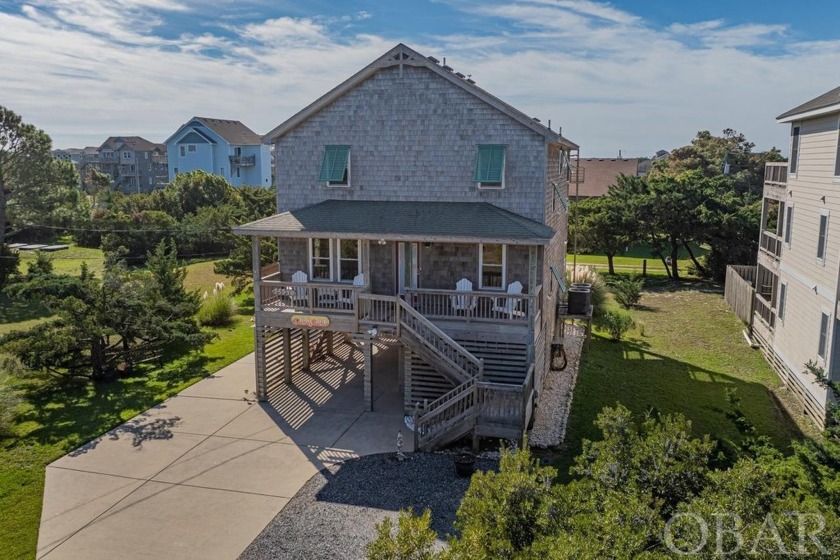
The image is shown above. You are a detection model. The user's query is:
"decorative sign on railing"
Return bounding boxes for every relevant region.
[291,315,331,328]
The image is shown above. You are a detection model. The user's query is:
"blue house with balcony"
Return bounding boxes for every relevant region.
[164,117,271,187]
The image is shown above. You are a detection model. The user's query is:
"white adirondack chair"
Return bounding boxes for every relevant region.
[291,270,309,305]
[338,273,366,307]
[492,281,525,318]
[450,278,477,313]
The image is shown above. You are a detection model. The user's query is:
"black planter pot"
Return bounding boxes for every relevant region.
[454,452,476,477]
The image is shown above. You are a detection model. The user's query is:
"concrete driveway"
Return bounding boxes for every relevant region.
[37,341,410,559]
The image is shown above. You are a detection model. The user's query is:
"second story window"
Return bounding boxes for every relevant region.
[818,312,830,360]
[790,125,801,175]
[180,146,186,157]
[122,151,130,159]
[474,145,506,189]
[835,123,840,177]
[817,212,829,263]
[319,145,350,187]
[783,204,794,245]
[188,145,196,153]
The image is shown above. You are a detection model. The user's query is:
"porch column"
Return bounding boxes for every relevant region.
[363,334,373,411]
[283,328,292,384]
[363,240,371,283]
[302,330,311,371]
[526,246,539,364]
[251,236,264,399]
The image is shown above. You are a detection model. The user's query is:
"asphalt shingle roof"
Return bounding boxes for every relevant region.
[777,85,840,120]
[234,200,555,245]
[195,117,262,145]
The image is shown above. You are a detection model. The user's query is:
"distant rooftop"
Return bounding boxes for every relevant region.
[193,117,262,145]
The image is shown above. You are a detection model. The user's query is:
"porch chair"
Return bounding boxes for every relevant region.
[338,273,366,308]
[290,270,309,306]
[450,278,477,313]
[491,281,525,319]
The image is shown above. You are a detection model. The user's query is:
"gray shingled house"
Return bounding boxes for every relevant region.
[235,44,577,450]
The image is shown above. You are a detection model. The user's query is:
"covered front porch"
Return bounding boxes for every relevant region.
[236,199,552,336]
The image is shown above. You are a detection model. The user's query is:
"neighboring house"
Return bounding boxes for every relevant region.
[52,148,85,165]
[164,117,271,187]
[747,85,840,426]
[234,44,578,450]
[570,157,640,199]
[96,136,168,193]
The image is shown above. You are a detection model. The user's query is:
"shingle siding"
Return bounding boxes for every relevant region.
[275,65,547,222]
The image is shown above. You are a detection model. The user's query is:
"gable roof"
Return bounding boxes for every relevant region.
[233,200,556,245]
[263,43,578,150]
[97,136,160,152]
[165,117,262,145]
[777,85,840,122]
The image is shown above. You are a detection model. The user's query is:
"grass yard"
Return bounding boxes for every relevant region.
[0,249,255,559]
[556,281,813,479]
[573,242,707,276]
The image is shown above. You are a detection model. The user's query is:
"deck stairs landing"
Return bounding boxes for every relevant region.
[358,294,484,450]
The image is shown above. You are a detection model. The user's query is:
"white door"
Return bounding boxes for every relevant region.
[397,242,419,295]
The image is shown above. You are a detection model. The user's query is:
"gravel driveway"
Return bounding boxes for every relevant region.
[239,452,498,560]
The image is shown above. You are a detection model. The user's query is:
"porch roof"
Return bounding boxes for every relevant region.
[233,200,555,245]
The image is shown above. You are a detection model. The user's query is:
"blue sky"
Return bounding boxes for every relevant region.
[2,0,839,156]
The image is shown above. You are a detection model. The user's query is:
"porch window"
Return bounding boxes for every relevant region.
[319,145,350,186]
[338,239,360,282]
[474,145,505,188]
[479,243,506,289]
[310,238,332,280]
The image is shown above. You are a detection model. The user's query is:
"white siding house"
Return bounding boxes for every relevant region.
[752,86,840,424]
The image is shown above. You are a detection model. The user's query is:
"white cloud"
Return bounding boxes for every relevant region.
[0,0,836,156]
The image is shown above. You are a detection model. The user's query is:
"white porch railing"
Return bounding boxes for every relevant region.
[404,286,539,324]
[259,280,368,313]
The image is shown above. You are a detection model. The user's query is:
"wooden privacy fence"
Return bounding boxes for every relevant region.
[725,265,756,326]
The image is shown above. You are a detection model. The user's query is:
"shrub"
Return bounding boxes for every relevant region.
[367,509,437,560]
[0,244,20,290]
[611,276,643,309]
[599,310,635,341]
[0,358,24,437]
[197,292,236,326]
[566,265,607,317]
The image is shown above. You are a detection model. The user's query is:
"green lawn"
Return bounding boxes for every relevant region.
[0,251,255,559]
[572,242,708,275]
[556,281,813,479]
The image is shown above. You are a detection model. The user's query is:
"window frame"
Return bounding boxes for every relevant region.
[337,239,362,283]
[187,144,197,153]
[817,210,829,265]
[777,281,787,322]
[474,145,506,189]
[478,243,507,290]
[179,145,186,158]
[783,203,794,246]
[308,238,334,282]
[319,145,351,187]
[834,115,840,180]
[818,311,831,361]
[790,124,801,175]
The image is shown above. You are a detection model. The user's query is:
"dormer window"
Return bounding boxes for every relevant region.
[474,145,505,189]
[319,145,350,187]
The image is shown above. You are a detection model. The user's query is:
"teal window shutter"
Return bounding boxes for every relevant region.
[319,146,350,182]
[474,145,505,183]
[551,265,566,293]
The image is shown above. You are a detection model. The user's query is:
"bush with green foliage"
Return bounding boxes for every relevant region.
[197,292,237,327]
[566,265,607,317]
[367,509,437,560]
[0,244,20,289]
[0,241,211,380]
[598,310,635,341]
[611,275,643,309]
[0,359,23,437]
[367,405,840,558]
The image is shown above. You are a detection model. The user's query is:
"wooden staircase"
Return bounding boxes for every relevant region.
[357,294,485,450]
